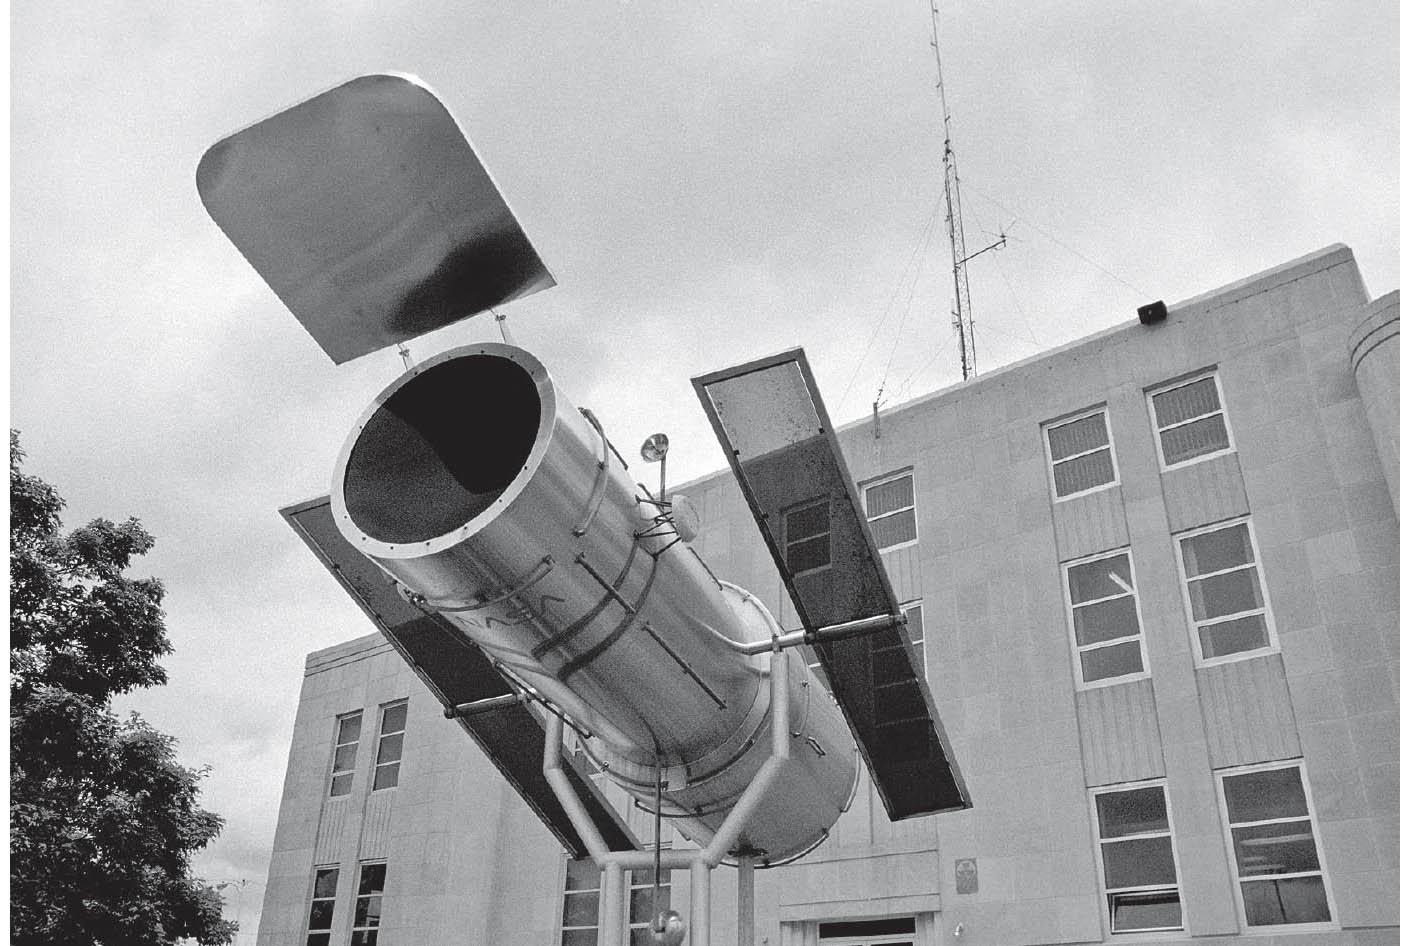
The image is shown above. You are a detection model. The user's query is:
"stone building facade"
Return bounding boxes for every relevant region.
[257,245,1399,946]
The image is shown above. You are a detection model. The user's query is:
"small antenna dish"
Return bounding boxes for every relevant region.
[640,433,670,502]
[640,433,670,463]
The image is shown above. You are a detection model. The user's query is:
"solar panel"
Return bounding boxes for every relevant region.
[693,349,970,819]
[197,74,554,364]
[281,496,638,858]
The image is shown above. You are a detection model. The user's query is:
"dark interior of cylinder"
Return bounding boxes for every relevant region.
[342,354,542,544]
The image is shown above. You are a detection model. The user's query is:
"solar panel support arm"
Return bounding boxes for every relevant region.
[730,613,906,657]
[443,693,530,719]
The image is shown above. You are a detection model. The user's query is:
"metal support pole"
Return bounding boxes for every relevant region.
[493,307,515,345]
[702,648,789,865]
[601,861,626,946]
[690,860,712,946]
[737,855,755,946]
[541,650,802,946]
[542,715,610,858]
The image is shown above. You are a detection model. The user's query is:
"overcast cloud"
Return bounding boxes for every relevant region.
[11,1,1398,939]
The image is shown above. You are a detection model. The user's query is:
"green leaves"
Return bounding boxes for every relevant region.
[10,432,235,946]
[11,434,171,704]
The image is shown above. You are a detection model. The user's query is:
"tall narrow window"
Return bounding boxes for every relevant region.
[372,701,407,791]
[1064,550,1146,686]
[351,863,387,946]
[1219,763,1333,927]
[864,471,917,551]
[784,499,831,575]
[305,867,338,946]
[561,857,600,946]
[901,602,924,674]
[329,712,361,797]
[1176,518,1275,662]
[1045,409,1117,499]
[1093,783,1182,934]
[1149,372,1233,468]
[627,864,674,946]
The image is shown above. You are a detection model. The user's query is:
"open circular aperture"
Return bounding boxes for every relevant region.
[342,354,542,545]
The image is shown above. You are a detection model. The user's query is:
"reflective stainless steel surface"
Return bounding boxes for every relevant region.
[197,73,554,363]
[330,344,857,862]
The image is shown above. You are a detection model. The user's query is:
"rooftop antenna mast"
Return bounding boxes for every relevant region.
[930,2,1003,381]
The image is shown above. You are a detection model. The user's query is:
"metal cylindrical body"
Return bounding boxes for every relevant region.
[331,343,856,862]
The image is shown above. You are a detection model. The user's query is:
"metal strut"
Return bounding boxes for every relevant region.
[486,660,594,742]
[558,552,661,684]
[573,553,727,709]
[724,611,907,657]
[651,766,665,937]
[540,648,795,946]
[443,693,528,719]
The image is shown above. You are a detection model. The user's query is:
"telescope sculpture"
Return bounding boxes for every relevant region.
[199,73,967,946]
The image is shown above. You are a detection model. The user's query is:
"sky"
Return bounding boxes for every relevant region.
[10,1,1398,940]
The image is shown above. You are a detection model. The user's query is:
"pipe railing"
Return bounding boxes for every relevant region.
[541,650,797,946]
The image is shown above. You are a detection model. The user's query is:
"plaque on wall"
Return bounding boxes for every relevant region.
[955,858,979,894]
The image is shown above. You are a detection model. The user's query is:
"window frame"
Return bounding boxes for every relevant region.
[783,497,833,577]
[559,857,601,946]
[900,600,925,678]
[1173,516,1279,668]
[558,855,676,946]
[862,469,919,552]
[1214,760,1338,932]
[1062,548,1150,690]
[625,856,674,945]
[350,861,387,946]
[1146,370,1236,471]
[1089,779,1185,936]
[305,866,339,946]
[1043,405,1120,502]
[328,711,362,798]
[371,700,408,792]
